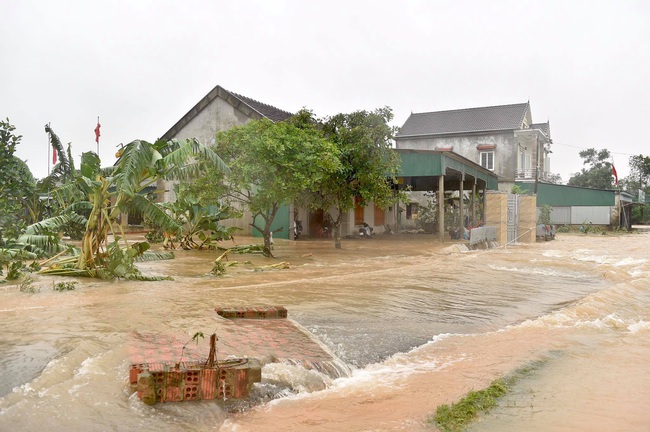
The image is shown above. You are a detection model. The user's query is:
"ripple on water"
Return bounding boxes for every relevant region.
[0,342,59,397]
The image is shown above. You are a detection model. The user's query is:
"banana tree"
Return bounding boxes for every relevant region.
[159,192,241,250]
[44,138,229,278]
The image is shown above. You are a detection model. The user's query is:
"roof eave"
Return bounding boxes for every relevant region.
[396,128,517,140]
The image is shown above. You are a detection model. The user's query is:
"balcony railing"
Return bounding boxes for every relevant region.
[515,169,551,182]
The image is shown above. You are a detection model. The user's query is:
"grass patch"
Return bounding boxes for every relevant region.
[430,358,548,432]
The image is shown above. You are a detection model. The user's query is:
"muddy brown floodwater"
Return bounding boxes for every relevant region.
[0,232,649,431]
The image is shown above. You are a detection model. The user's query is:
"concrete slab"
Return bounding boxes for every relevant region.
[128,313,348,380]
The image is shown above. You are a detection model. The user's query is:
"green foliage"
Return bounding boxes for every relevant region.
[538,204,552,225]
[511,184,528,194]
[568,148,617,189]
[580,222,605,235]
[5,261,24,280]
[308,107,404,248]
[631,204,650,225]
[557,225,572,233]
[628,154,650,188]
[433,379,508,432]
[545,172,563,184]
[216,114,340,256]
[19,276,38,293]
[42,124,77,189]
[144,226,165,243]
[0,119,36,243]
[134,251,175,262]
[156,188,241,250]
[431,358,548,432]
[40,137,229,279]
[53,281,77,291]
[416,197,437,232]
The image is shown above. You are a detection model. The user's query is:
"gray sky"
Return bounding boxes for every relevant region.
[2,0,648,182]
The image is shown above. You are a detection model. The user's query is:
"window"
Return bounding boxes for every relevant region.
[480,151,494,170]
[519,149,531,171]
[406,203,418,220]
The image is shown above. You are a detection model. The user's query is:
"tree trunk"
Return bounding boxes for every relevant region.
[333,211,343,249]
[262,217,274,258]
[263,231,272,257]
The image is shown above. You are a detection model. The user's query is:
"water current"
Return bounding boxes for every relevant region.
[0,231,648,431]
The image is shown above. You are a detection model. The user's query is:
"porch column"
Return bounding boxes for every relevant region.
[438,174,445,243]
[471,180,477,227]
[482,185,487,223]
[458,172,465,238]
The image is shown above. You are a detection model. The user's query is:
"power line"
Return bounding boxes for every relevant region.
[552,141,638,157]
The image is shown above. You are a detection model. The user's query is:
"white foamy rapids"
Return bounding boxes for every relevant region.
[263,333,463,405]
[516,309,648,333]
[488,264,589,279]
[262,363,333,393]
[570,249,648,267]
[628,320,650,334]
[542,250,565,258]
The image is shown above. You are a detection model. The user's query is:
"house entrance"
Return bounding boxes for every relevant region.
[308,209,331,238]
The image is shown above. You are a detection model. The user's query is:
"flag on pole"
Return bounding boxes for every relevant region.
[52,145,57,164]
[94,120,101,144]
[612,164,618,186]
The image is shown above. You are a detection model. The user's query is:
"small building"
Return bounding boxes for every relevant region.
[158,85,294,236]
[515,182,634,230]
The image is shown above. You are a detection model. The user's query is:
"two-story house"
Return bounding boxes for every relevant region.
[395,102,552,192]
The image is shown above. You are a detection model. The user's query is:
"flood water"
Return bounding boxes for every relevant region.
[0,231,648,431]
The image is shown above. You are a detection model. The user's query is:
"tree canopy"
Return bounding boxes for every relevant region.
[628,154,650,189]
[306,107,402,248]
[215,116,341,256]
[567,148,617,189]
[0,119,36,243]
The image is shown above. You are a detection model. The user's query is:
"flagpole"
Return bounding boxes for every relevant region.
[47,122,51,176]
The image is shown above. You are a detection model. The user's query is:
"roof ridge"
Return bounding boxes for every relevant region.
[229,90,294,119]
[411,102,529,116]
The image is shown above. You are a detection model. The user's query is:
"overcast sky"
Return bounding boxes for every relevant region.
[2,0,648,183]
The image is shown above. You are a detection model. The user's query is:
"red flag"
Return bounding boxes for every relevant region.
[52,146,57,164]
[94,122,101,144]
[612,165,618,186]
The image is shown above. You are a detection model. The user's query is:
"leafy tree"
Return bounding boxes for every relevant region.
[308,107,403,249]
[215,116,340,257]
[623,154,650,224]
[567,148,617,189]
[0,119,36,244]
[628,154,650,189]
[545,172,562,184]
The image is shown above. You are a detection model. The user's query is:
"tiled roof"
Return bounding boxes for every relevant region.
[161,85,293,140]
[397,102,530,137]
[231,92,293,122]
[530,122,551,139]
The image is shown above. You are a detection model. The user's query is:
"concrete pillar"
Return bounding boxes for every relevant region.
[485,192,508,245]
[518,195,537,243]
[482,186,487,223]
[459,173,465,237]
[438,175,445,243]
[471,182,477,226]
